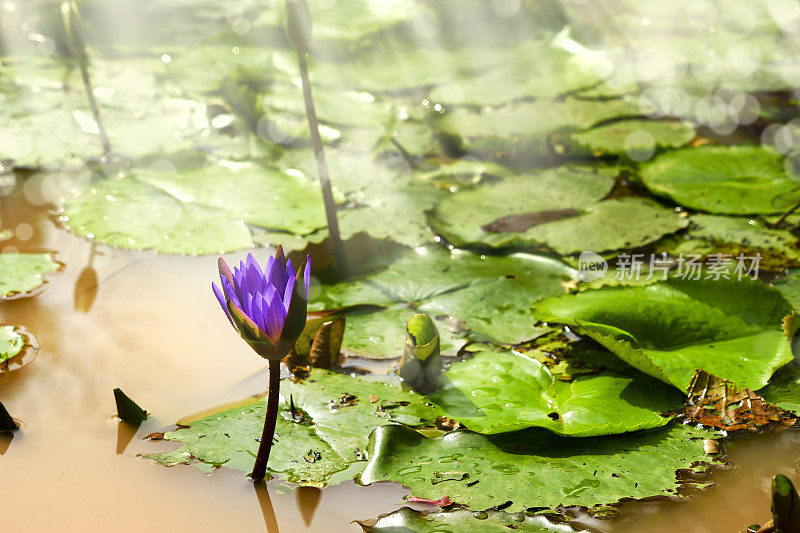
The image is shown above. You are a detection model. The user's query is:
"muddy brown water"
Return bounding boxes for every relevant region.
[2,186,799,532]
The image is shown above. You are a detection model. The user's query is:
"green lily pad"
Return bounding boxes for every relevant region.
[430,166,687,254]
[149,369,442,484]
[0,56,212,167]
[59,174,254,255]
[0,325,39,371]
[434,98,643,162]
[534,278,797,390]
[427,350,678,436]
[567,119,696,158]
[774,269,800,311]
[657,214,800,269]
[413,159,511,190]
[759,364,800,414]
[0,252,60,298]
[312,246,576,357]
[429,40,601,105]
[0,326,25,363]
[58,156,336,254]
[278,148,442,248]
[639,146,800,215]
[358,423,715,512]
[357,507,576,532]
[255,0,421,43]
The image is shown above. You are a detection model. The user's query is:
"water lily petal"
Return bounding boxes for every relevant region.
[304,254,311,299]
[268,250,287,295]
[283,273,296,312]
[218,258,235,287]
[264,289,287,341]
[284,258,296,289]
[220,276,239,306]
[281,264,309,352]
[211,282,233,327]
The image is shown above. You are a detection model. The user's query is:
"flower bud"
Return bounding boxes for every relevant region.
[285,0,312,54]
[399,314,442,393]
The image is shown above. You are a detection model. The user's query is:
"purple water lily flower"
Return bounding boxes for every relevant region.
[212,247,311,479]
[212,246,310,361]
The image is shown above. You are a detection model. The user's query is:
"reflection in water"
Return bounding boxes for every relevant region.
[296,486,322,527]
[255,481,280,533]
[73,243,98,313]
[115,419,141,455]
[0,431,14,455]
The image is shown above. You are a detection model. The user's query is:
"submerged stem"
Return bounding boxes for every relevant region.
[296,51,348,277]
[251,359,281,480]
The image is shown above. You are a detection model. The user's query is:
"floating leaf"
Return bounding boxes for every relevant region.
[427,350,678,436]
[566,119,695,157]
[256,0,421,43]
[759,364,800,414]
[312,246,576,358]
[658,214,800,270]
[429,40,601,105]
[279,148,442,248]
[149,369,443,484]
[0,252,60,299]
[59,158,333,254]
[639,146,800,215]
[534,278,796,390]
[357,507,575,533]
[679,370,795,431]
[430,167,687,254]
[0,325,39,372]
[434,98,643,162]
[60,175,254,254]
[0,57,213,167]
[413,159,511,190]
[0,326,25,363]
[358,423,715,512]
[773,269,800,311]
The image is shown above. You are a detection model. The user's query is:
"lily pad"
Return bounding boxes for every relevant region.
[427,350,678,436]
[0,325,39,371]
[149,369,442,484]
[0,326,25,363]
[759,364,800,414]
[638,146,800,215]
[357,507,576,532]
[0,252,60,298]
[658,214,800,269]
[255,0,421,43]
[0,56,212,167]
[566,119,696,158]
[312,246,576,357]
[358,423,715,513]
[428,40,601,105]
[59,174,254,255]
[434,98,643,162]
[412,159,511,190]
[534,278,797,390]
[59,157,335,254]
[279,148,442,248]
[430,167,688,254]
[774,269,800,311]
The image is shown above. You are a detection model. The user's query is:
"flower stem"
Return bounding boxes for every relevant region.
[251,359,281,480]
[296,51,348,278]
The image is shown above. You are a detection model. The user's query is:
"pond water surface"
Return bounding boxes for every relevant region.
[2,184,799,532]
